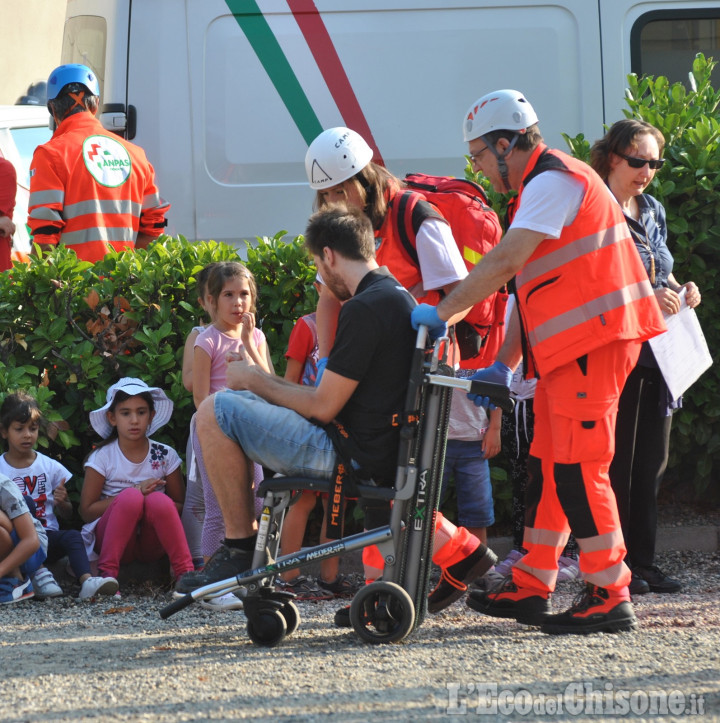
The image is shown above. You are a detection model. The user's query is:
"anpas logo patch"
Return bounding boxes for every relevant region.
[83,135,132,187]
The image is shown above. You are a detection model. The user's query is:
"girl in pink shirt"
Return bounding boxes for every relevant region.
[192,262,273,573]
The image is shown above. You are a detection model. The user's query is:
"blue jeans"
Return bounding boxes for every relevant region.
[46,529,91,579]
[214,390,338,479]
[441,439,495,528]
[10,530,47,578]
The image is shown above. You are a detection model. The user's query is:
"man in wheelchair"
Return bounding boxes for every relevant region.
[175,204,496,614]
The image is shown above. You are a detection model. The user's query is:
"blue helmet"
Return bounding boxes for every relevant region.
[46,64,100,101]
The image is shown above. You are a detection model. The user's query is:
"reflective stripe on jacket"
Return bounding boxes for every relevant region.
[28,113,169,263]
[511,145,665,377]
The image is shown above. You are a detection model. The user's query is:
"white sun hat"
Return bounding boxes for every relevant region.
[89,377,174,439]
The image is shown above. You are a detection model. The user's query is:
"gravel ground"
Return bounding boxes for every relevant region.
[0,549,718,722]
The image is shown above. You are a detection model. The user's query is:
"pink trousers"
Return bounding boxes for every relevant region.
[95,487,194,578]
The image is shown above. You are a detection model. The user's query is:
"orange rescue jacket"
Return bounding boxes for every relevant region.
[28,113,169,263]
[375,185,443,306]
[510,145,665,377]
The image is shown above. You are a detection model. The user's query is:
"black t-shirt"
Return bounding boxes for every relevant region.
[326,267,416,482]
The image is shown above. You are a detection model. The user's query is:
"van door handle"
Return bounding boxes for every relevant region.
[99,104,137,140]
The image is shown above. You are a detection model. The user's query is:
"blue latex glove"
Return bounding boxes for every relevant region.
[315,356,328,386]
[467,361,513,410]
[410,303,447,340]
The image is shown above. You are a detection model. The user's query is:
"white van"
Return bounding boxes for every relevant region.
[0,105,52,256]
[60,0,720,245]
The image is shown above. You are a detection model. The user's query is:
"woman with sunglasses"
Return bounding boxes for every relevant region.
[590,119,701,596]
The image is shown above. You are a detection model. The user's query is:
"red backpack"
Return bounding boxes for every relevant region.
[390,172,508,368]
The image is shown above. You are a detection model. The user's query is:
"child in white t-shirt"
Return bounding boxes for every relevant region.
[80,378,193,591]
[0,470,47,603]
[0,392,117,600]
[441,369,501,545]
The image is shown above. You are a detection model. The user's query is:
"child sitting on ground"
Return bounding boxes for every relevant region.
[0,392,118,600]
[80,378,194,591]
[0,468,47,604]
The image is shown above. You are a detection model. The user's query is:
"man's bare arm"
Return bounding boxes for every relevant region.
[226,361,357,424]
[437,227,546,322]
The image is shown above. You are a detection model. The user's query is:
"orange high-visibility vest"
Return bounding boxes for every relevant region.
[511,145,665,377]
[28,113,169,263]
[375,185,443,306]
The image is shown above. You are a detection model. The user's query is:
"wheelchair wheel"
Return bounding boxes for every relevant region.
[246,608,288,647]
[349,581,415,644]
[279,600,301,636]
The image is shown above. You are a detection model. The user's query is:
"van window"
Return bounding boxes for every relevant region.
[631,11,720,87]
[61,16,107,102]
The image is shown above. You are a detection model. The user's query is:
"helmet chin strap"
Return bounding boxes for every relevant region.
[482,133,520,192]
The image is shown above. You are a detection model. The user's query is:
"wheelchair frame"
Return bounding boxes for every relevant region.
[160,326,513,646]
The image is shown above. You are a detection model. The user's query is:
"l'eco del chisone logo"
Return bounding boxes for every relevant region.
[83,135,132,187]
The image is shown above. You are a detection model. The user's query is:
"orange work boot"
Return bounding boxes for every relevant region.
[540,583,637,635]
[467,578,551,625]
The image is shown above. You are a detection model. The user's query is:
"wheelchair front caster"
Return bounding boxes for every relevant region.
[246,608,288,647]
[279,600,301,636]
[349,581,415,644]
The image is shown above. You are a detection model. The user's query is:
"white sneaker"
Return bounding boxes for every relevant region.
[494,549,525,577]
[31,568,63,599]
[199,592,244,611]
[79,576,119,600]
[557,555,580,582]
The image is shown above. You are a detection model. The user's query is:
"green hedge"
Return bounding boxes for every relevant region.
[0,233,317,501]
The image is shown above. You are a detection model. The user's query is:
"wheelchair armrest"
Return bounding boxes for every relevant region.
[257,477,331,496]
[257,476,396,501]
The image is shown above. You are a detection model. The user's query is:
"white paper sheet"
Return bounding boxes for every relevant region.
[648,288,713,400]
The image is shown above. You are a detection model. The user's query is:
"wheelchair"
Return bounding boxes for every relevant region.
[160,326,513,646]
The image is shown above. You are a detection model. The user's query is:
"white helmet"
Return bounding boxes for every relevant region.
[462,89,538,142]
[305,127,374,190]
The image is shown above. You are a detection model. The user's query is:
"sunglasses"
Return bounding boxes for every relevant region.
[619,153,666,170]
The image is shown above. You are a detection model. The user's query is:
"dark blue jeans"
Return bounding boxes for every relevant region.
[45,529,91,579]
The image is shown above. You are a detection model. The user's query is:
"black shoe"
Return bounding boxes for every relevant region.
[318,573,363,598]
[175,544,253,594]
[633,565,682,593]
[467,578,552,625]
[629,570,650,596]
[334,605,351,628]
[540,583,637,635]
[428,543,497,614]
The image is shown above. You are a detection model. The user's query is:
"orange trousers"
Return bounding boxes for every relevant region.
[513,340,641,594]
[362,512,478,581]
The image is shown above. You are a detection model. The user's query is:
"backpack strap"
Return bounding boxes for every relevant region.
[391,190,444,268]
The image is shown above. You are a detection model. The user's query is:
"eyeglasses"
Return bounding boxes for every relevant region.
[619,153,666,170]
[468,146,490,162]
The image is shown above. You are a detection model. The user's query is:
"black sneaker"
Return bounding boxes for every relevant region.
[633,565,682,593]
[318,574,363,598]
[334,605,351,628]
[467,578,552,625]
[540,583,637,635]
[276,575,333,601]
[175,544,253,594]
[629,570,650,596]
[428,543,497,613]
